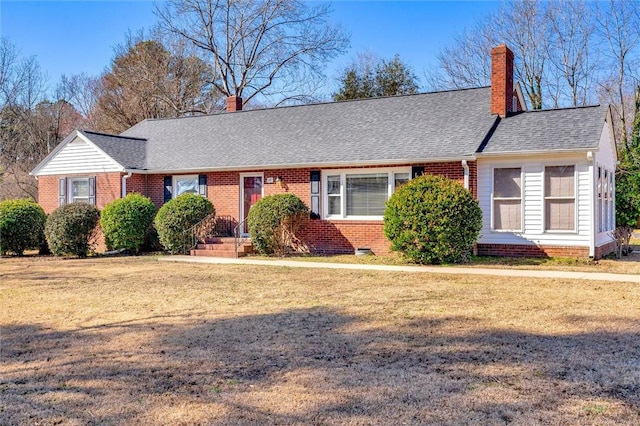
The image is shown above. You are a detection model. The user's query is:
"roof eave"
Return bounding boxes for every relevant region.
[127,156,478,175]
[476,147,599,158]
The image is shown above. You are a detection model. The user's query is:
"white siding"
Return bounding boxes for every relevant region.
[36,136,124,176]
[594,122,617,247]
[478,153,591,247]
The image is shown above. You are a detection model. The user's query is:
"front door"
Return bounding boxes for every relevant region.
[240,173,263,234]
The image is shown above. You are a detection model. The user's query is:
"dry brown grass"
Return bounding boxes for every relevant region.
[1,256,640,425]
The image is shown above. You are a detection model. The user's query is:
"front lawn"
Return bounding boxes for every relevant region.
[1,257,639,424]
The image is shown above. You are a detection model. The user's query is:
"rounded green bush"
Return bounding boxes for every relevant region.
[383,175,482,264]
[247,193,309,255]
[45,203,101,258]
[154,193,215,254]
[0,199,46,256]
[100,194,156,254]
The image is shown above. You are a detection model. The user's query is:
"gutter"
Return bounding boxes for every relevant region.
[122,171,133,197]
[461,160,470,190]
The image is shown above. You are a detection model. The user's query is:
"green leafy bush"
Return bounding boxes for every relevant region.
[100,194,156,254]
[384,175,482,264]
[45,203,101,258]
[247,194,309,255]
[0,199,46,256]
[154,194,214,254]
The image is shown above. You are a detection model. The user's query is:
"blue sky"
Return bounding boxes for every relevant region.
[1,1,500,94]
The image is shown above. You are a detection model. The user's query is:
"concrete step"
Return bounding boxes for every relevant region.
[190,248,247,258]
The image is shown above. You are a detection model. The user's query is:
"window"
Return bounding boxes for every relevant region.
[492,167,522,231]
[597,167,603,232]
[545,165,575,231]
[174,175,199,196]
[59,177,95,206]
[69,178,90,203]
[323,168,410,219]
[608,170,614,231]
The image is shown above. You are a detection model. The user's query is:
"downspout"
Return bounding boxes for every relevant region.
[461,160,470,190]
[587,151,595,258]
[122,171,132,198]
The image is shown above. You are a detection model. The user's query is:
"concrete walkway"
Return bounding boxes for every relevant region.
[159,255,640,283]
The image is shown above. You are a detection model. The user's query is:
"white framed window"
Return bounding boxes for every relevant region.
[174,175,199,197]
[492,167,522,231]
[322,167,411,219]
[544,165,576,231]
[63,177,96,205]
[608,170,615,231]
[69,178,90,203]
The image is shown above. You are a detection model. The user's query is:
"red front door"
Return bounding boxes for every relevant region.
[242,175,263,233]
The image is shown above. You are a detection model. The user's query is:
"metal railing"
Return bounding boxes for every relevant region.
[233,218,250,258]
[184,214,237,254]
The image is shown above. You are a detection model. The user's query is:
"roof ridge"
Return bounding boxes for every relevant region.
[140,86,492,123]
[517,104,602,113]
[81,129,147,141]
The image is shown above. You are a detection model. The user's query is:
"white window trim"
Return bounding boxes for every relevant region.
[490,166,524,232]
[322,167,410,220]
[173,174,199,198]
[68,177,92,204]
[543,164,578,234]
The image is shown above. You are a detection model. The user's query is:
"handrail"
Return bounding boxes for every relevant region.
[183,212,217,254]
[233,218,249,258]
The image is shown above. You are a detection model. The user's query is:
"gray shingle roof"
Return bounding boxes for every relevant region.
[80,130,147,169]
[120,87,496,171]
[75,89,608,173]
[480,105,608,154]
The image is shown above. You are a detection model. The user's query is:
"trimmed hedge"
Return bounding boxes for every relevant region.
[384,175,482,264]
[247,193,309,255]
[0,199,46,256]
[154,194,215,254]
[100,194,156,254]
[45,203,101,258]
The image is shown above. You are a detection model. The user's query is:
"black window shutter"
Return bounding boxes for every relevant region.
[198,174,207,197]
[164,176,172,203]
[310,170,321,219]
[58,177,67,206]
[88,177,96,205]
[411,166,425,179]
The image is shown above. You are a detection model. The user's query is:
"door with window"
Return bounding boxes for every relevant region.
[240,174,263,234]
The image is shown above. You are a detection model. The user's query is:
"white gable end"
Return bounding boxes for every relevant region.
[35,136,124,176]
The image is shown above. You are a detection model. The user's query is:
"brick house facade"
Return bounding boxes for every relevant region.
[32,45,617,259]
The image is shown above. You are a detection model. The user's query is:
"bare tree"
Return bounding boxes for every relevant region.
[93,33,218,134]
[596,0,640,150]
[430,20,497,90]
[155,0,349,106]
[546,0,596,108]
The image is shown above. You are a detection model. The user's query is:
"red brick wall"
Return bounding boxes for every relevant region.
[38,173,122,214]
[125,174,146,196]
[37,176,60,214]
[594,241,616,259]
[134,163,478,255]
[477,243,590,258]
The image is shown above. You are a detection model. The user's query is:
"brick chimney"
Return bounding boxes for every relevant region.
[226,95,243,112]
[490,44,514,117]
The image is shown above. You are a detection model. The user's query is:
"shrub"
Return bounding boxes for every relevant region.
[45,203,101,258]
[100,194,156,254]
[247,193,309,255]
[383,175,482,264]
[154,194,215,254]
[0,199,46,256]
